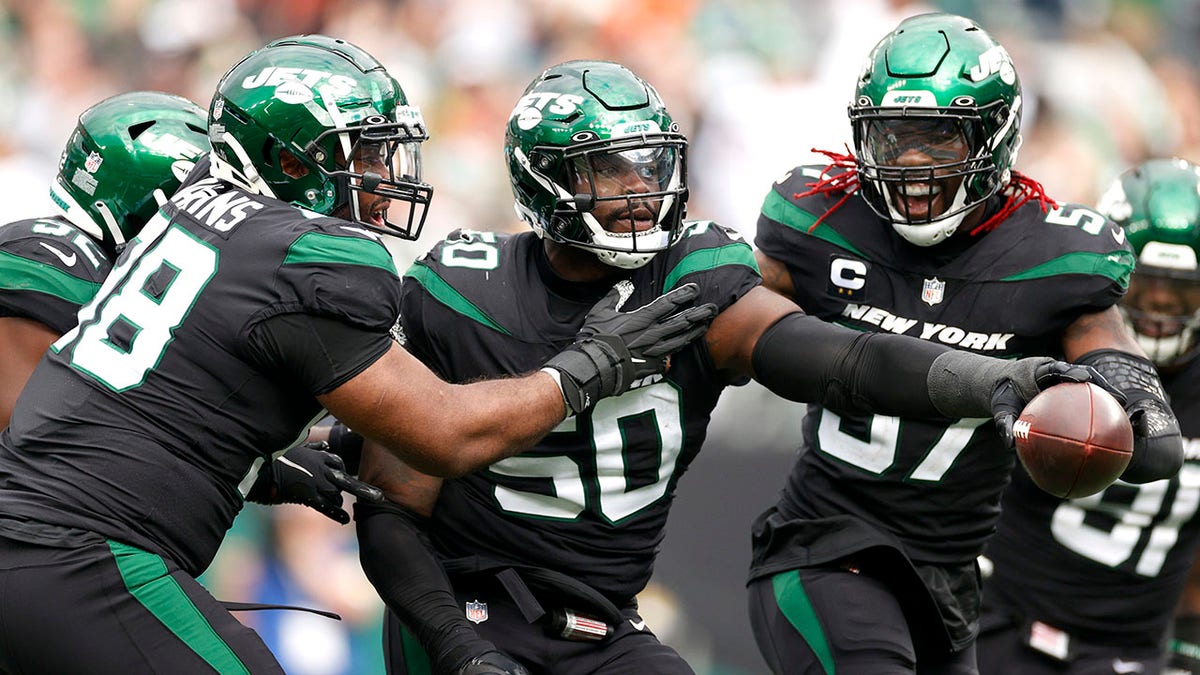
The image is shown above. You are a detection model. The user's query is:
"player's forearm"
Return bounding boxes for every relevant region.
[751,312,1036,418]
[355,500,497,673]
[399,373,566,477]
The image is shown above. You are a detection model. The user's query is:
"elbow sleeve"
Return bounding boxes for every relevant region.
[750,312,950,417]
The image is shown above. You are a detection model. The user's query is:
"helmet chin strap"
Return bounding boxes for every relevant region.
[93,201,126,249]
[211,131,277,199]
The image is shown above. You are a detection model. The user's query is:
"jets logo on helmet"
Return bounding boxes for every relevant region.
[849,13,1024,247]
[207,34,434,240]
[504,60,689,269]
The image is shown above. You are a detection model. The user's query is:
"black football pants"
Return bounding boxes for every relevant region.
[381,580,693,675]
[0,533,283,674]
[748,566,978,675]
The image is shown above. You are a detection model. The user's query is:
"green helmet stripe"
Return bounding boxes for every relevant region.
[1001,250,1135,287]
[664,242,758,292]
[761,189,868,258]
[404,262,511,335]
[0,249,102,305]
[283,231,398,275]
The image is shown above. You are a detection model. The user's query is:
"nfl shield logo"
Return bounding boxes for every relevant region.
[921,277,945,306]
[465,600,488,624]
[84,151,103,173]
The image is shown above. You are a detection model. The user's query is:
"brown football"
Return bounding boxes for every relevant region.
[1013,382,1134,499]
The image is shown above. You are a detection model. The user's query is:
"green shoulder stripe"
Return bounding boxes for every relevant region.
[283,231,398,276]
[405,262,511,335]
[761,189,866,258]
[0,249,101,305]
[664,242,758,291]
[1000,250,1135,287]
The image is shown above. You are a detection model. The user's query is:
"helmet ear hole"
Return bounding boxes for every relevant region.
[279,151,309,179]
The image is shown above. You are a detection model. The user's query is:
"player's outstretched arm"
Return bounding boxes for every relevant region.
[705,286,1113,433]
[320,283,716,477]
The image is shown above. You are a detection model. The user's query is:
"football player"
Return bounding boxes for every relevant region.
[978,158,1200,673]
[0,37,714,674]
[0,90,384,525]
[747,14,1184,674]
[350,59,1121,675]
[0,91,205,426]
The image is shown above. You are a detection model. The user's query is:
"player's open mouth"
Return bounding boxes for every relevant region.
[893,182,941,219]
[367,203,388,228]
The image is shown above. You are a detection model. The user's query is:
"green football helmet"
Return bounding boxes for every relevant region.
[1096,158,1200,367]
[850,13,1023,247]
[504,60,687,269]
[208,34,432,240]
[49,91,208,255]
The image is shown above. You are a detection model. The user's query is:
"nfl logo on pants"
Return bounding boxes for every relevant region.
[465,600,488,624]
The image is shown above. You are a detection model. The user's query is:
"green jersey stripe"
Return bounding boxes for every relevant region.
[0,249,101,305]
[1000,250,1135,287]
[773,570,836,675]
[283,231,398,275]
[664,242,759,291]
[406,262,512,335]
[107,540,251,675]
[761,189,867,258]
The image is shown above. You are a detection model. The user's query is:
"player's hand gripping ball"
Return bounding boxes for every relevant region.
[1013,382,1134,498]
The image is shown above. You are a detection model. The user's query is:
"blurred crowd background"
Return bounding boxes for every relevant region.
[2,0,1198,672]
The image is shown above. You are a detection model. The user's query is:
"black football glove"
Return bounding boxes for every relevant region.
[455,651,531,675]
[990,358,1126,450]
[247,442,384,523]
[544,281,718,414]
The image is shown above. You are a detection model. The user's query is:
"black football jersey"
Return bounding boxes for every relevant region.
[400,224,760,604]
[0,161,402,575]
[751,165,1134,568]
[0,217,110,332]
[984,357,1200,648]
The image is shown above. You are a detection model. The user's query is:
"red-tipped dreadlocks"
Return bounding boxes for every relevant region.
[796,146,1057,237]
[794,146,859,233]
[967,171,1057,236]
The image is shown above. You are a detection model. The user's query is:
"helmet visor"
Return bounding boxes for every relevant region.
[853,111,996,225]
[566,143,682,241]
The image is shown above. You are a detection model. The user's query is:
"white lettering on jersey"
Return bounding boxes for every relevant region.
[171,178,265,232]
[841,303,1013,351]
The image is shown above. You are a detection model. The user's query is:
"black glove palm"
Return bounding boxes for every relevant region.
[545,281,718,413]
[990,359,1126,450]
[455,651,531,675]
[247,443,384,523]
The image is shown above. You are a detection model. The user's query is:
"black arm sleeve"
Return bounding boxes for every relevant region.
[244,312,393,395]
[355,500,496,673]
[1076,349,1184,483]
[751,312,951,417]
